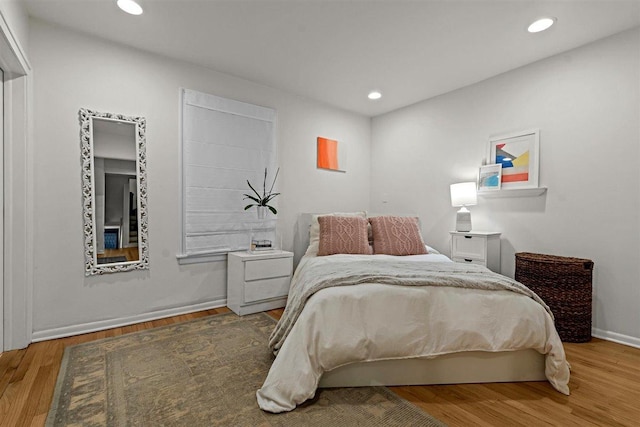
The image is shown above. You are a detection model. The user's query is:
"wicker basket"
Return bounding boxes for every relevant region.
[515,252,593,343]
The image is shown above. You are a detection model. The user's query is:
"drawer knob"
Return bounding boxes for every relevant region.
[464,235,472,239]
[464,258,473,262]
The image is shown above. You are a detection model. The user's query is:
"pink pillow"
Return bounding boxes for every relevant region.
[369,216,428,256]
[317,216,372,256]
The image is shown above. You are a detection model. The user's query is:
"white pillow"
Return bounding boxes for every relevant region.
[305,211,367,256]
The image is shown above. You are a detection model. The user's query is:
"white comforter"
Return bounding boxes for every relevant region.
[256,253,570,413]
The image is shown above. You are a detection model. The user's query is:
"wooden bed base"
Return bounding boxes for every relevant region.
[319,349,546,388]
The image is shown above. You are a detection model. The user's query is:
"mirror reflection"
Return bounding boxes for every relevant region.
[80,108,148,275]
[93,119,140,264]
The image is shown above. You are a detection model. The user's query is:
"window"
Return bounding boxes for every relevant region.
[178,89,277,263]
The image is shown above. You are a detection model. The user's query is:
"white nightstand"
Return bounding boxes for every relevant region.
[450,231,501,273]
[227,250,294,315]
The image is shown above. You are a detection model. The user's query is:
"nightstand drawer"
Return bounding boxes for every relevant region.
[452,257,486,266]
[245,257,292,281]
[450,231,501,274]
[244,276,291,303]
[452,235,486,260]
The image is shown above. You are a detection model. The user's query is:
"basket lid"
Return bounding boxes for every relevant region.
[516,252,593,268]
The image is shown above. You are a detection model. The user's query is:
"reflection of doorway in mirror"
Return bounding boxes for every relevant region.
[97,170,139,262]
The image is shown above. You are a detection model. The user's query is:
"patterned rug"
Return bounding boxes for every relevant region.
[46,313,445,426]
[97,256,128,264]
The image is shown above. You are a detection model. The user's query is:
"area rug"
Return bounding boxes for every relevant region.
[97,256,128,264]
[46,312,445,426]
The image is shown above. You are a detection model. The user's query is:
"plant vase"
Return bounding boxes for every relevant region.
[256,206,267,219]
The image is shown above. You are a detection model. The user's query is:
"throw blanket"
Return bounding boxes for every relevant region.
[269,256,552,353]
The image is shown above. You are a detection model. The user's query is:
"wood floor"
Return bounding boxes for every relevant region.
[1,307,638,427]
[97,246,139,262]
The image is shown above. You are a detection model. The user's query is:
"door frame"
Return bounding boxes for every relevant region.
[0,66,4,352]
[0,10,32,351]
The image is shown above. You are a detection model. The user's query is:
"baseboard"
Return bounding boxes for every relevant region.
[592,328,640,349]
[31,305,640,349]
[31,299,227,342]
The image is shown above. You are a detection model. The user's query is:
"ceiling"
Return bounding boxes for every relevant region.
[25,1,640,117]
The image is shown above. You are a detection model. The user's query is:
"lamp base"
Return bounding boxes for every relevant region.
[455,207,472,232]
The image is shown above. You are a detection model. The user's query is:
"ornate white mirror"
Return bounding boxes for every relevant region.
[80,108,149,275]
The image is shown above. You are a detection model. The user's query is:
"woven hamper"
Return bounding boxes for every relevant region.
[515,252,593,343]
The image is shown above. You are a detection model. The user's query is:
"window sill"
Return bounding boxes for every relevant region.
[176,252,228,265]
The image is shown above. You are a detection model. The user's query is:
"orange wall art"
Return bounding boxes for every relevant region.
[317,137,346,172]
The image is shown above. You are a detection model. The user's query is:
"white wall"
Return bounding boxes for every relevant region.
[371,29,640,346]
[29,20,370,337]
[93,121,137,160]
[0,0,29,59]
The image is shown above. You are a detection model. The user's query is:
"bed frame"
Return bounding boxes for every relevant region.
[319,350,546,388]
[294,213,548,388]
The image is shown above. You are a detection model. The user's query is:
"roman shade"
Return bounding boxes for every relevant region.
[179,89,277,263]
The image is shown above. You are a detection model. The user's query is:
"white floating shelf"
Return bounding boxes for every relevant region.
[478,187,547,198]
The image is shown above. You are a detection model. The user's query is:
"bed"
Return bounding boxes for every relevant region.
[256,213,570,413]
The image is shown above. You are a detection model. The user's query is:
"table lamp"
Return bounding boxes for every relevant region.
[450,182,477,232]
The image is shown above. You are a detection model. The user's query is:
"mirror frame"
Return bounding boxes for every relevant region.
[80,108,149,275]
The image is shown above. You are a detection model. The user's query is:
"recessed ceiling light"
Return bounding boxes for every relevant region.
[528,17,556,33]
[368,91,382,100]
[117,0,143,15]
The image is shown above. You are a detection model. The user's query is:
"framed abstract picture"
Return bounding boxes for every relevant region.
[488,129,539,189]
[478,164,502,192]
[317,136,347,172]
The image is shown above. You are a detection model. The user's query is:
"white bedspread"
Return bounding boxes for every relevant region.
[256,254,570,413]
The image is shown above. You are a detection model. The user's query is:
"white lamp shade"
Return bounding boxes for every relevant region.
[450,182,477,207]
